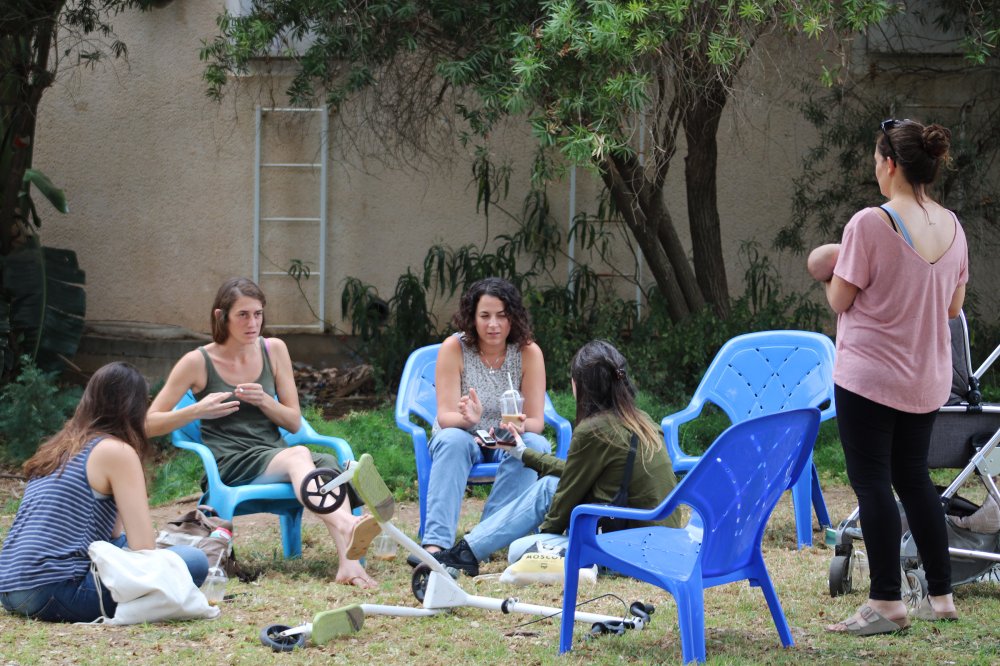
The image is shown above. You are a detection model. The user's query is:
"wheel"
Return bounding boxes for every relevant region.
[590,620,625,636]
[411,564,431,603]
[849,549,869,588]
[902,568,928,610]
[260,624,307,652]
[829,554,852,597]
[629,601,654,622]
[299,468,347,514]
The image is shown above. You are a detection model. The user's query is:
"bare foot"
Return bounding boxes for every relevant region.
[335,561,376,589]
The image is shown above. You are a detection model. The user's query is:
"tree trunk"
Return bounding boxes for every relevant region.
[646,191,705,314]
[683,82,730,317]
[600,154,690,323]
[1,13,57,256]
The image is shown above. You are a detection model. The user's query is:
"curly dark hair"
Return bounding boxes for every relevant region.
[451,277,533,351]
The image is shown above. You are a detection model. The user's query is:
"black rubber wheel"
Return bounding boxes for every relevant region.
[260,624,307,652]
[411,564,432,603]
[629,601,654,621]
[590,621,610,637]
[299,468,347,514]
[902,567,928,610]
[829,554,852,597]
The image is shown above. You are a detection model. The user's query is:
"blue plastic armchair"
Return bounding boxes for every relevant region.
[560,408,821,664]
[661,330,834,548]
[394,343,573,539]
[171,391,355,559]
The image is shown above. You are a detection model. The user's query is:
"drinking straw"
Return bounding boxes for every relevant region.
[508,372,515,392]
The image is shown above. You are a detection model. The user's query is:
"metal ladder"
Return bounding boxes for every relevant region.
[253,105,328,331]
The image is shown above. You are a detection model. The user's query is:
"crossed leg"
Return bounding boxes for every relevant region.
[259,446,377,589]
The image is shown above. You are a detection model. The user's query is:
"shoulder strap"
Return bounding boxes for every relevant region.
[613,432,639,507]
[259,337,277,399]
[879,204,915,249]
[197,346,220,386]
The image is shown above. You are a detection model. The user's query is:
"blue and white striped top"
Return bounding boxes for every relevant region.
[0,437,119,592]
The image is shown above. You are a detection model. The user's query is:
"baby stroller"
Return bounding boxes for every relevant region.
[828,311,1000,604]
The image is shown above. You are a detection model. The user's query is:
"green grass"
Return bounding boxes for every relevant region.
[2,477,998,665]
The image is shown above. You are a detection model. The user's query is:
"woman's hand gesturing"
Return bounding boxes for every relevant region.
[197,392,240,420]
[458,387,484,427]
[234,382,269,407]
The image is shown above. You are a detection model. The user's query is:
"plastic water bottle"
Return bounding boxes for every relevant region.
[202,566,228,606]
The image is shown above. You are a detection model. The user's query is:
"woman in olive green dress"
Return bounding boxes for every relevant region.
[147,278,378,589]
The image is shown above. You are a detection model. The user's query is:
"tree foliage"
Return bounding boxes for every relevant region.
[203,0,895,322]
[778,1,1000,287]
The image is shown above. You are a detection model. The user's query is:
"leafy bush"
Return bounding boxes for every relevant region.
[339,178,827,406]
[0,357,81,463]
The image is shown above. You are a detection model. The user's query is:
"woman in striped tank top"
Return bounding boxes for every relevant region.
[0,363,208,622]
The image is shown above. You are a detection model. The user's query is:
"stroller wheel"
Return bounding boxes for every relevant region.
[411,564,431,603]
[300,468,347,514]
[829,555,852,597]
[902,568,928,610]
[260,624,307,652]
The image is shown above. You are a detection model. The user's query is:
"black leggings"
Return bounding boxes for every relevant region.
[835,385,952,600]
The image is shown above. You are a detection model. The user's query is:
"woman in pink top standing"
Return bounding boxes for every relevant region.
[812,119,967,635]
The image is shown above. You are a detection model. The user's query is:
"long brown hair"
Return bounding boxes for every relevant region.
[22,362,151,479]
[571,340,661,462]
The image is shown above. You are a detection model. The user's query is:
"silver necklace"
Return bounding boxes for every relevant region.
[480,349,505,373]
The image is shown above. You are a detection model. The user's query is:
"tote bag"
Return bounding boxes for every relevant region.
[88,541,220,625]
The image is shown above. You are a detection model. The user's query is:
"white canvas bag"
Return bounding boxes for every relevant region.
[87,541,220,625]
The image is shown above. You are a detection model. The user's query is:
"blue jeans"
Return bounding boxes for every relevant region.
[462,475,568,563]
[423,427,550,549]
[0,537,209,623]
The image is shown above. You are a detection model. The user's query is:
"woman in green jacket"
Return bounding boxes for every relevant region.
[432,340,680,576]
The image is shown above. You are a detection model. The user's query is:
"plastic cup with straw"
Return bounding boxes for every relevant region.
[499,373,523,441]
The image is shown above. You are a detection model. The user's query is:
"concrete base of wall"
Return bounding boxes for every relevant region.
[72,321,361,384]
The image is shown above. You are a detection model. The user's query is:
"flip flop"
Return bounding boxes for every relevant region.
[346,514,382,560]
[826,604,910,636]
[911,595,959,622]
[311,604,365,644]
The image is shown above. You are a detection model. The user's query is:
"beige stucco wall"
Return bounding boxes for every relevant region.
[30,3,858,339]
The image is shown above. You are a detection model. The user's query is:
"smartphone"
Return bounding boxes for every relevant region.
[475,429,497,446]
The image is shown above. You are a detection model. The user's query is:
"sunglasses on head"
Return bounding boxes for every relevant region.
[879,118,911,159]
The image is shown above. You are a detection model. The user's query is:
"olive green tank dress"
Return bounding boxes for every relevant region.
[195,339,341,487]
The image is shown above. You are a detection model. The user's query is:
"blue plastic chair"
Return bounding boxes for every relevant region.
[661,330,834,548]
[394,343,573,539]
[171,390,356,559]
[560,408,821,664]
